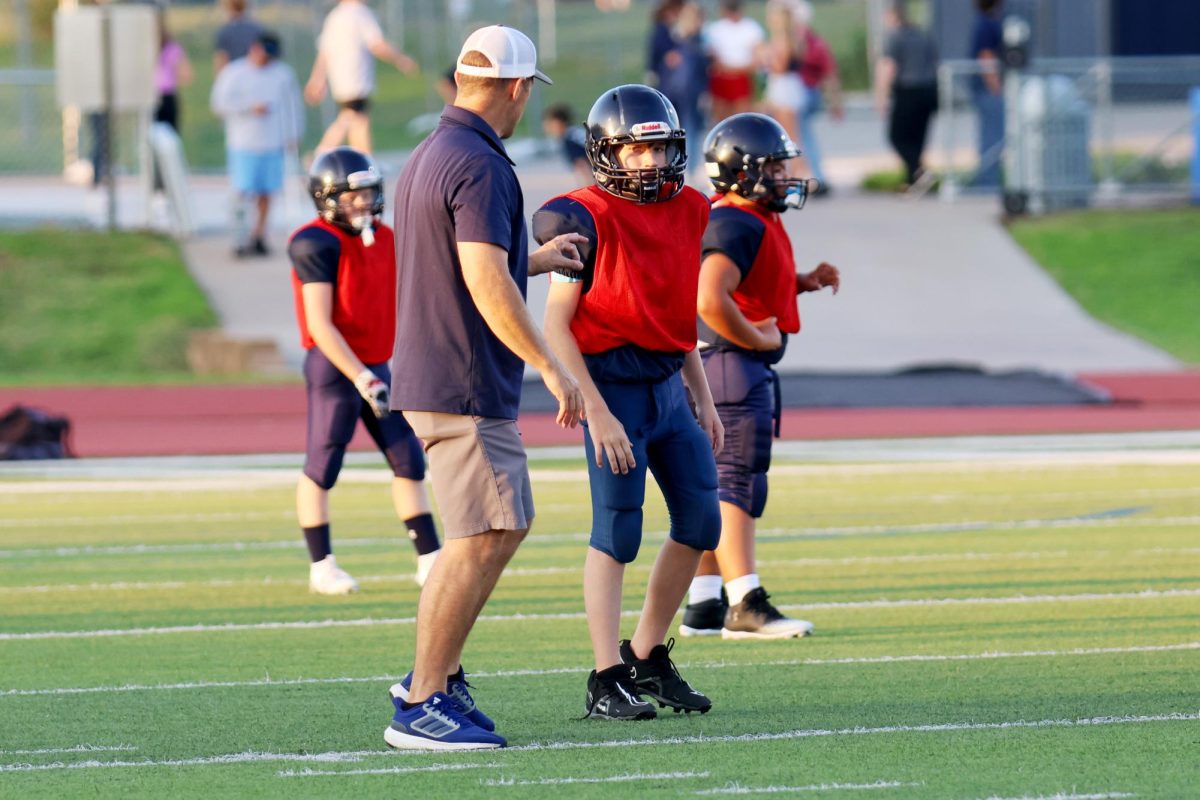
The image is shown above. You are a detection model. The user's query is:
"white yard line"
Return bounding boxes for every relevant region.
[2,588,1196,642]
[0,744,134,755]
[978,794,1135,800]
[2,642,1195,698]
[277,762,498,778]
[6,513,1199,561]
[1,714,1193,773]
[694,780,917,795]
[484,771,709,786]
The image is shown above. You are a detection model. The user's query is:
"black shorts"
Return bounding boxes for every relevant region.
[337,97,371,113]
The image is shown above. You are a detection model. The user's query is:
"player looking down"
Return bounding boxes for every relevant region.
[681,112,840,639]
[536,84,723,721]
[288,147,441,595]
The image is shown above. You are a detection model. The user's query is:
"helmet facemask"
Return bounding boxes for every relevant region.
[745,158,812,212]
[590,128,687,204]
[315,165,384,240]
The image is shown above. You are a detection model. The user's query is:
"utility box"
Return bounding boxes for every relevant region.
[1012,74,1093,214]
[54,5,157,112]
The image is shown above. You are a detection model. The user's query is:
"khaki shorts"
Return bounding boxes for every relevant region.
[404,412,535,538]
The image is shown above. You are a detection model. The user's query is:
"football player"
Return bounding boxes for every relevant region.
[681,112,839,639]
[288,147,440,594]
[535,84,722,720]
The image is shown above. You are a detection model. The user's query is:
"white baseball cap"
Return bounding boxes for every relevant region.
[456,25,552,85]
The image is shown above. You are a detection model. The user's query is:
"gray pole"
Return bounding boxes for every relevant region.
[100,3,117,231]
[16,0,36,146]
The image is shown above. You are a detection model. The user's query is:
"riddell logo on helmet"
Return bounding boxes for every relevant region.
[630,121,670,137]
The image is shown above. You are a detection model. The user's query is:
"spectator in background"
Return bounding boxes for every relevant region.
[155,12,194,133]
[759,0,805,170]
[213,0,262,75]
[875,0,939,192]
[305,0,419,155]
[542,104,593,188]
[794,0,844,196]
[434,65,458,106]
[706,0,764,122]
[970,0,1005,188]
[211,32,305,258]
[657,1,708,178]
[646,0,684,87]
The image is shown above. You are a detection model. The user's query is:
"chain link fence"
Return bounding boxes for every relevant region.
[936,55,1200,212]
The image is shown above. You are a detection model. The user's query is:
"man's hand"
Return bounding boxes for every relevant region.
[529,233,588,277]
[354,368,391,418]
[541,362,584,429]
[696,401,725,457]
[798,262,840,295]
[752,316,783,351]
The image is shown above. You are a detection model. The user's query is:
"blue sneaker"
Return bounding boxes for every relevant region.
[384,692,506,751]
[389,667,496,732]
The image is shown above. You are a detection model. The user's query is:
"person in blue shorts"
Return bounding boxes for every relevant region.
[288,147,441,594]
[680,112,840,639]
[537,84,723,720]
[211,32,304,257]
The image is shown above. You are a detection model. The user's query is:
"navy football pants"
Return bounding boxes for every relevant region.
[302,348,425,490]
[702,349,775,518]
[584,371,721,563]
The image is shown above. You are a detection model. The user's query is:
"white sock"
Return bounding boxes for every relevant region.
[726,573,761,606]
[688,575,723,605]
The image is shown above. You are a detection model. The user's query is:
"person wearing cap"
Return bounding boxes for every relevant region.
[210,31,305,257]
[304,0,419,155]
[383,25,586,751]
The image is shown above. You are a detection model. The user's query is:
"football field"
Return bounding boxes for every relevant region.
[1,434,1198,799]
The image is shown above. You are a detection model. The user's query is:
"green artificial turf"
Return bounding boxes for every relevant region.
[1,451,1197,798]
[1009,208,1200,363]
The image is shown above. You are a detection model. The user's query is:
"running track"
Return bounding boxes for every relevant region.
[2,372,1199,458]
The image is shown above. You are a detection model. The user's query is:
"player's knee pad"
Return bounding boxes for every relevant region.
[303,445,346,491]
[590,506,644,564]
[669,492,721,552]
[383,429,425,480]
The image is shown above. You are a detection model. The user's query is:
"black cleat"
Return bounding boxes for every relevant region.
[619,638,712,714]
[679,592,728,637]
[584,664,657,721]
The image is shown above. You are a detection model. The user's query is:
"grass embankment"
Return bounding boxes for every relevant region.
[1009,207,1200,364]
[0,229,217,384]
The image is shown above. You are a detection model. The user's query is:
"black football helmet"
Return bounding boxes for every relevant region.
[585,84,687,204]
[308,147,384,234]
[704,113,811,212]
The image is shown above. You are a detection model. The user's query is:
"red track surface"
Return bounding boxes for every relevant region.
[2,372,1199,458]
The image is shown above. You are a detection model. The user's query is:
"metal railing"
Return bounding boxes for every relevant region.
[935,56,1200,210]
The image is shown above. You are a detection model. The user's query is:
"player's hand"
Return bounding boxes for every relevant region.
[798,262,840,295]
[696,401,724,457]
[542,363,584,429]
[354,368,391,419]
[753,316,783,351]
[587,407,636,474]
[529,233,587,276]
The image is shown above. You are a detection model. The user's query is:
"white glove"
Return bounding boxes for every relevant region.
[354,368,391,419]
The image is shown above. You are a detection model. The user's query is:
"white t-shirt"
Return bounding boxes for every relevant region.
[318,0,386,101]
[705,17,764,70]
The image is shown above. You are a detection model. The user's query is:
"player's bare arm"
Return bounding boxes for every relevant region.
[681,349,724,457]
[458,241,584,428]
[300,282,368,380]
[796,261,840,294]
[543,280,635,475]
[528,232,588,277]
[698,252,783,352]
[304,52,327,104]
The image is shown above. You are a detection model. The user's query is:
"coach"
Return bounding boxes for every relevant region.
[385,26,585,750]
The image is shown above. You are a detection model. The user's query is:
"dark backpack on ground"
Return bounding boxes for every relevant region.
[0,405,76,461]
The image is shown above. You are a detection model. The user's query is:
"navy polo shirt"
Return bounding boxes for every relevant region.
[390,105,529,420]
